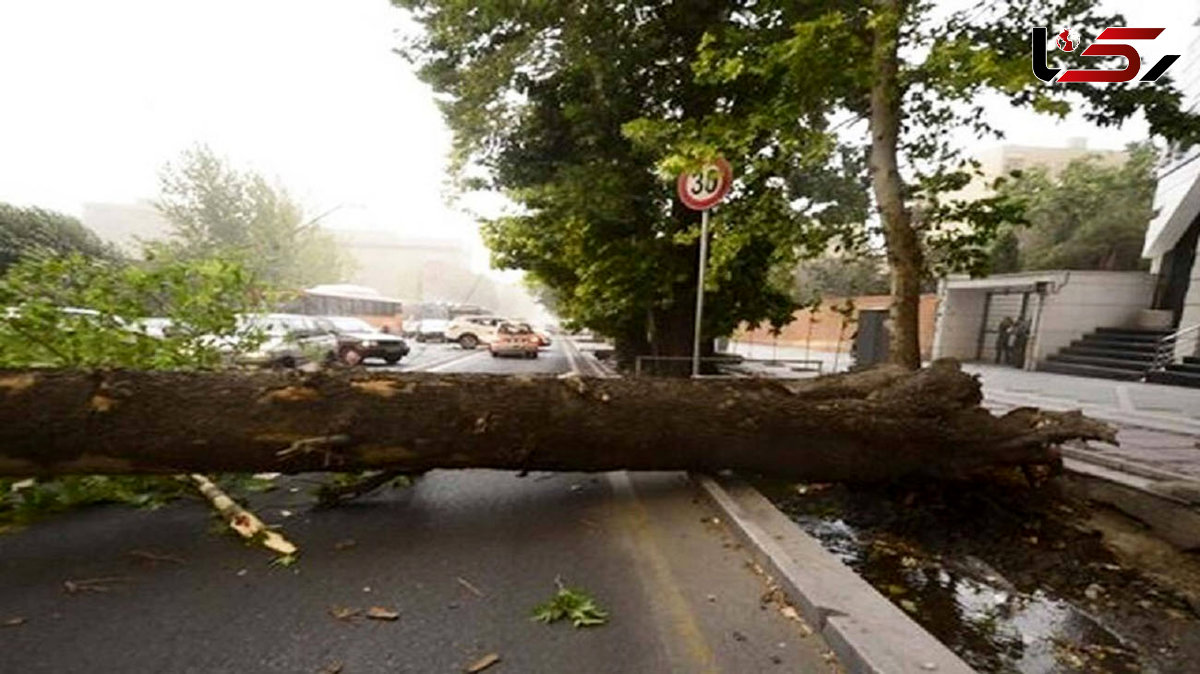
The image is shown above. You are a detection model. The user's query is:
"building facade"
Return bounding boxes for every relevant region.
[1143,19,1200,334]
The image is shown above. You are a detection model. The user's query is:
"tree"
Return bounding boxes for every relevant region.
[0,203,116,274]
[152,145,349,289]
[0,361,1113,482]
[691,0,1200,368]
[995,144,1156,272]
[793,254,891,305]
[0,253,266,370]
[397,1,864,370]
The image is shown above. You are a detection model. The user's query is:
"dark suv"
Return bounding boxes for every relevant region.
[319,316,410,365]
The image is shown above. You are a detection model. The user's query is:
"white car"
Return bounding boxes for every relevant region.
[414,318,450,342]
[446,315,505,349]
[235,313,339,368]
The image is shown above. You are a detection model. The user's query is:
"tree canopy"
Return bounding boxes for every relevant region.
[151,144,349,290]
[397,0,865,366]
[992,144,1156,273]
[685,0,1200,367]
[0,203,116,275]
[398,0,1200,370]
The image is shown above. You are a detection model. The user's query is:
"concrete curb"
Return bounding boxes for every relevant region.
[693,474,974,674]
[1060,445,1199,484]
[1062,458,1200,550]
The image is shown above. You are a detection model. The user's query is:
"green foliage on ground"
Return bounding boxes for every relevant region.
[0,203,118,275]
[532,581,609,628]
[992,143,1157,273]
[150,144,350,289]
[0,476,190,532]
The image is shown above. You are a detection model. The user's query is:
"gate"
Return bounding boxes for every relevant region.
[854,310,890,368]
[976,290,1031,364]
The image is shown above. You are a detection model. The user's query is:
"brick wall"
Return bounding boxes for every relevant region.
[736,294,939,358]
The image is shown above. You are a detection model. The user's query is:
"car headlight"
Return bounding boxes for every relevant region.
[361,340,376,348]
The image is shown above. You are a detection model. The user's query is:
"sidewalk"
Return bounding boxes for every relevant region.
[968,364,1200,482]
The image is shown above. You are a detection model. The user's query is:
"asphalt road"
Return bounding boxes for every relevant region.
[0,340,834,673]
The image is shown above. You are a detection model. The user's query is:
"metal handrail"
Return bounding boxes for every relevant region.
[1151,323,1200,371]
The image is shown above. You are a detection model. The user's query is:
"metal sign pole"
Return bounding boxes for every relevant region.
[692,208,709,378]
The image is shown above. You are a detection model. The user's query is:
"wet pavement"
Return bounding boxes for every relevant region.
[0,339,833,673]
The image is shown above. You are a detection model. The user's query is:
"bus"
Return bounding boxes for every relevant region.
[292,284,404,334]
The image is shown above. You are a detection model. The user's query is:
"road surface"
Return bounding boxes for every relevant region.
[0,340,835,673]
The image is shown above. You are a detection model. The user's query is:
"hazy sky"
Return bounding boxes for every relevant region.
[0,0,1197,271]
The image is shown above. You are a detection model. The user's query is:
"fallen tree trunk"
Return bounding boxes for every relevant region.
[0,360,1114,481]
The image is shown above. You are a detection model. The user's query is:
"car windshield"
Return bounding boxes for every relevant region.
[327,316,375,333]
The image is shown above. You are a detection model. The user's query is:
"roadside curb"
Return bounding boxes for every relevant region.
[1062,458,1200,550]
[693,474,974,674]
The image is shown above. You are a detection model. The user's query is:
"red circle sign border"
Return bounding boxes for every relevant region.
[677,158,733,211]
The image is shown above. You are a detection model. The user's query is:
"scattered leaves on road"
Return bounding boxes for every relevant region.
[366,606,399,621]
[465,653,500,672]
[271,553,299,568]
[318,661,344,674]
[532,578,607,628]
[3,616,26,627]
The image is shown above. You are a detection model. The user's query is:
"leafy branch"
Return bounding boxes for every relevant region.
[531,577,608,628]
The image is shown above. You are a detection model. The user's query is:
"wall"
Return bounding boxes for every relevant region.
[1033,272,1156,363]
[930,283,987,361]
[1174,233,1200,358]
[737,294,939,358]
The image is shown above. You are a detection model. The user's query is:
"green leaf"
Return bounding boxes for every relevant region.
[531,583,608,628]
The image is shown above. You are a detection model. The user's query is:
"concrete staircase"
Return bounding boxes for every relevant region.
[1146,355,1200,388]
[1039,327,1170,381]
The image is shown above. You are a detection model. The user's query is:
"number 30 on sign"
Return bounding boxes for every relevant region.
[677,158,732,211]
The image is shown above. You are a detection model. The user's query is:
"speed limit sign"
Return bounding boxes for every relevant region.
[677,158,732,211]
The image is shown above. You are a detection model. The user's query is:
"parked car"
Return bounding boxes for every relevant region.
[414,318,450,343]
[446,315,505,349]
[234,313,338,368]
[320,316,410,365]
[489,321,540,359]
[131,317,174,338]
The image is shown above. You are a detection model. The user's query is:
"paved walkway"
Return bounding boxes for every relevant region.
[968,364,1200,482]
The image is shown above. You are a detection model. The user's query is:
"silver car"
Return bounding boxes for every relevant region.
[235,313,339,368]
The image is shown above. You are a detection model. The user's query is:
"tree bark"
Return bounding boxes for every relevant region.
[0,361,1112,481]
[868,0,923,370]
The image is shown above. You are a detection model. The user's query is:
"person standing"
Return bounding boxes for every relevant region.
[1011,318,1031,368]
[995,316,1013,364]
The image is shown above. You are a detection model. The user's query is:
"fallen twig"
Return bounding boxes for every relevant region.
[190,474,297,556]
[456,576,485,597]
[465,653,501,673]
[128,549,186,565]
[63,576,131,594]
